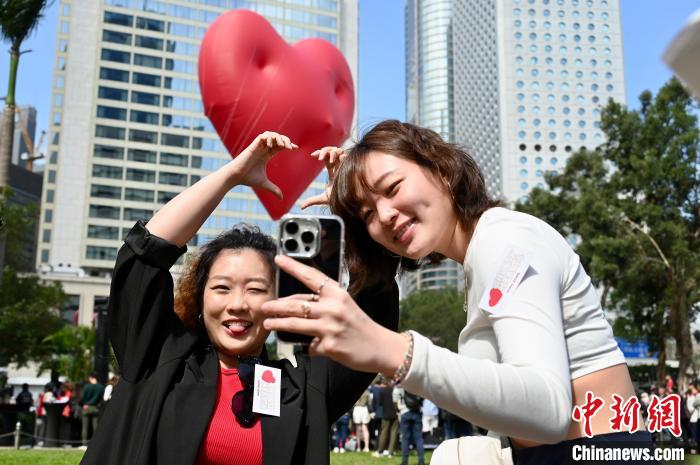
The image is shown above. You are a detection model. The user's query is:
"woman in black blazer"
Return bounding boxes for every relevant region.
[80,132,398,465]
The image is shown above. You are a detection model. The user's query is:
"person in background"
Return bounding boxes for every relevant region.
[352,388,372,452]
[80,373,105,446]
[686,385,698,454]
[374,384,399,457]
[394,387,425,465]
[421,398,439,439]
[14,383,33,409]
[369,376,384,450]
[35,383,54,446]
[333,411,350,453]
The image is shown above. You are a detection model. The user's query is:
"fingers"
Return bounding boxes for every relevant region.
[273,255,339,294]
[311,147,345,164]
[260,298,317,318]
[262,180,283,199]
[258,132,298,150]
[262,316,320,337]
[301,192,330,209]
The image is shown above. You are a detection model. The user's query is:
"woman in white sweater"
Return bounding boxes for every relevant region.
[261,120,657,464]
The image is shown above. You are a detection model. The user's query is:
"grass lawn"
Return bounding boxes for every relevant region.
[0,448,697,464]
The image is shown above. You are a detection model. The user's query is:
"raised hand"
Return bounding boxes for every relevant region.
[234,131,298,199]
[301,146,347,209]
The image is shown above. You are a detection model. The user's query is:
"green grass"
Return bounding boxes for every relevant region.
[0,448,698,464]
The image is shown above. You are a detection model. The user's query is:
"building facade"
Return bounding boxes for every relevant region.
[37,0,358,324]
[453,0,626,201]
[404,0,464,294]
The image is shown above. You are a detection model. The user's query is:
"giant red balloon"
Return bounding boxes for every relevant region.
[198,9,355,219]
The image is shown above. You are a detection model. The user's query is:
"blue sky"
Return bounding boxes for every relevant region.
[1,0,698,145]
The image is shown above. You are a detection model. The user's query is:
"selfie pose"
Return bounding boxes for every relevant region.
[262,121,657,464]
[80,132,398,465]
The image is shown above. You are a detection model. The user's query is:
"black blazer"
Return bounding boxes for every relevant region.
[80,222,399,465]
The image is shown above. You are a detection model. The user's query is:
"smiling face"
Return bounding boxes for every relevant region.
[201,248,274,366]
[357,151,460,260]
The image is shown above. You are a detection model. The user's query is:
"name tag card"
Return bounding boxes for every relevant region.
[252,365,281,417]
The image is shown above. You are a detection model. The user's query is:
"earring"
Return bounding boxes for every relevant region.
[197,314,203,325]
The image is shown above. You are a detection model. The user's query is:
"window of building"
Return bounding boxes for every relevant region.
[91,184,122,199]
[92,164,123,179]
[102,30,132,45]
[98,86,128,101]
[88,225,119,240]
[129,129,158,144]
[46,189,54,202]
[131,91,160,106]
[95,125,126,140]
[86,245,118,261]
[100,67,129,83]
[128,148,157,163]
[136,17,164,32]
[132,72,161,87]
[160,152,187,167]
[44,209,52,223]
[101,48,131,64]
[94,144,124,159]
[104,11,133,27]
[158,191,177,203]
[126,168,156,183]
[124,208,153,221]
[97,105,127,121]
[125,188,155,202]
[89,205,120,219]
[134,54,162,69]
[159,172,187,186]
[161,133,189,148]
[135,35,164,50]
[130,110,159,125]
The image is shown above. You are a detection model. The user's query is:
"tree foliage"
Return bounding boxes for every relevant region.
[399,287,466,352]
[517,78,700,387]
[0,267,66,366]
[38,325,95,383]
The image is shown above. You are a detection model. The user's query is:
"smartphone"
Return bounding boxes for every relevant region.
[276,214,345,344]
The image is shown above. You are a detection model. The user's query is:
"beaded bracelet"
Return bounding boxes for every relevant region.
[388,331,414,387]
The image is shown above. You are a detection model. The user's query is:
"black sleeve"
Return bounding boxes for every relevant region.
[311,281,400,423]
[108,221,189,383]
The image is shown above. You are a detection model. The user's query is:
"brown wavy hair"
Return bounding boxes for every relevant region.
[330,120,499,294]
[174,224,277,328]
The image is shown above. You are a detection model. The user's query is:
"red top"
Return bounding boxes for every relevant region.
[195,367,263,465]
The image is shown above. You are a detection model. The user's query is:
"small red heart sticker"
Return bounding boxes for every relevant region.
[262,370,276,383]
[488,288,503,307]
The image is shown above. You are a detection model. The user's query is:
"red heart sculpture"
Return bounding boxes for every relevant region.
[488,288,502,307]
[199,10,355,219]
[262,369,276,383]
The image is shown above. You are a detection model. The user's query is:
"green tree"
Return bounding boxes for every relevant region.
[39,325,95,383]
[517,78,700,388]
[399,287,466,352]
[0,267,66,366]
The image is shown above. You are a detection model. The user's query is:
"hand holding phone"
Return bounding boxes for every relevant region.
[275,214,345,344]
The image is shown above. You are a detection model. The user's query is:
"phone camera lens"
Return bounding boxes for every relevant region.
[300,231,315,244]
[284,239,298,252]
[285,221,299,235]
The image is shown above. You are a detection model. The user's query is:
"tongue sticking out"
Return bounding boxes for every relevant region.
[225,323,250,335]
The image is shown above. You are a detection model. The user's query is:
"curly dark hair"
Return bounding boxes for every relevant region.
[174,224,277,328]
[330,120,499,294]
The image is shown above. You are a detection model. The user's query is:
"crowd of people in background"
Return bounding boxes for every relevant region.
[331,375,474,465]
[331,374,700,462]
[2,373,119,448]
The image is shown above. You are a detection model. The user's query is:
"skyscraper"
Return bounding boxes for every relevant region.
[453,0,626,202]
[404,0,464,294]
[37,0,358,323]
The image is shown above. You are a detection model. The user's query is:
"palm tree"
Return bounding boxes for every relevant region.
[0,0,52,187]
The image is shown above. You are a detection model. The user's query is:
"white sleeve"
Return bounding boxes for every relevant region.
[401,233,572,443]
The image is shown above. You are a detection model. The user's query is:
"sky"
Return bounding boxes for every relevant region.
[1,0,698,149]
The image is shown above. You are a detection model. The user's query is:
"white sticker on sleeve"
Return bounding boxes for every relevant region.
[478,245,532,314]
